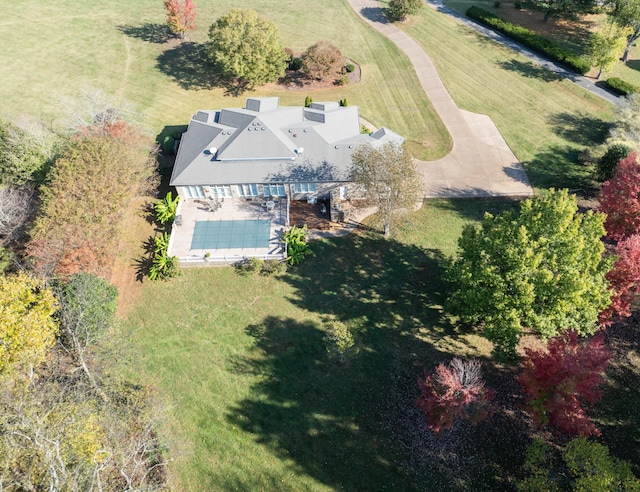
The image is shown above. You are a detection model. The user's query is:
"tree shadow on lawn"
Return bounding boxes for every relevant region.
[156,42,258,95]
[422,198,522,224]
[523,144,596,192]
[626,59,640,73]
[226,233,532,490]
[118,23,171,44]
[547,111,609,148]
[156,42,218,91]
[498,59,564,82]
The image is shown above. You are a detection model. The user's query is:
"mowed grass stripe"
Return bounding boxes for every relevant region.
[400,3,614,188]
[0,0,450,160]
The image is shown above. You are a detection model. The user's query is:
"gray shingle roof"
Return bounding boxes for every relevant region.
[170,97,404,187]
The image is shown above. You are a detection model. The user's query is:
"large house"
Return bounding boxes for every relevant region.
[167,97,403,263]
[170,97,403,204]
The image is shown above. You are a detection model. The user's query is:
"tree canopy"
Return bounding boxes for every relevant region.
[446,189,613,361]
[207,9,288,90]
[0,119,55,186]
[301,41,344,81]
[387,0,423,21]
[164,0,196,39]
[610,0,640,62]
[0,272,58,375]
[350,142,422,237]
[26,121,156,278]
[586,24,627,79]
[598,152,640,241]
[529,0,598,21]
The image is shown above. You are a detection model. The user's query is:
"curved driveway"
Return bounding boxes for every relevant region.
[349,0,534,198]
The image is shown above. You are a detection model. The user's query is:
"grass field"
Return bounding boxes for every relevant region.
[440,0,640,93]
[11,0,635,488]
[0,0,450,160]
[395,1,615,191]
[122,200,522,490]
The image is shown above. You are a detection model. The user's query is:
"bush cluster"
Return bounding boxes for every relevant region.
[235,257,287,276]
[606,77,638,96]
[466,6,591,74]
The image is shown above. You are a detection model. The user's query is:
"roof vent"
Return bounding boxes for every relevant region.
[248,127,252,131]
[261,127,266,131]
[208,147,217,155]
[288,129,293,133]
[295,147,304,155]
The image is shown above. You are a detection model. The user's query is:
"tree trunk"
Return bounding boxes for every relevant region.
[597,67,603,80]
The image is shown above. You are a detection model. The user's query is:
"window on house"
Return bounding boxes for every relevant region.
[183,186,206,199]
[293,183,317,193]
[208,185,233,198]
[237,184,259,197]
[263,184,286,197]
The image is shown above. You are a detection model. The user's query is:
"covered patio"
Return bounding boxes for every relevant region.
[167,197,287,264]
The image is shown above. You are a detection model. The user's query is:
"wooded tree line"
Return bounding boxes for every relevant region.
[0,98,165,489]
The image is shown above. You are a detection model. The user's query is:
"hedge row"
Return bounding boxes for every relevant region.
[466,6,591,75]
[605,77,638,96]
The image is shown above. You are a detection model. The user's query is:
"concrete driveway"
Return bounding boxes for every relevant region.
[349,0,534,198]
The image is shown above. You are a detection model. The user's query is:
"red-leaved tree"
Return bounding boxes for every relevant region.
[164,0,196,39]
[598,151,640,241]
[600,234,640,325]
[519,331,610,436]
[416,358,493,435]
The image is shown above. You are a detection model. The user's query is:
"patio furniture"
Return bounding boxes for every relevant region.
[207,198,222,212]
[174,214,183,226]
[266,200,275,212]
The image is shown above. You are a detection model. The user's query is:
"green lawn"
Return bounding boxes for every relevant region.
[123,200,520,491]
[397,1,615,191]
[0,0,450,160]
[440,0,640,98]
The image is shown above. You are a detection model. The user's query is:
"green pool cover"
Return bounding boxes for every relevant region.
[191,220,271,250]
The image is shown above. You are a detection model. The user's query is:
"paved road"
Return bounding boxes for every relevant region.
[349,0,535,198]
[425,0,621,106]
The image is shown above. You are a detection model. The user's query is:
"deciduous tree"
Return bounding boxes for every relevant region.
[57,272,118,400]
[0,119,55,186]
[519,331,610,436]
[601,234,640,324]
[350,142,422,237]
[598,152,640,241]
[608,93,640,148]
[0,185,33,246]
[416,358,493,435]
[26,121,156,279]
[586,24,627,79]
[610,0,640,62]
[447,189,613,361]
[530,0,598,21]
[387,0,423,21]
[207,9,288,90]
[0,272,58,375]
[164,0,196,39]
[518,437,640,491]
[301,41,344,81]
